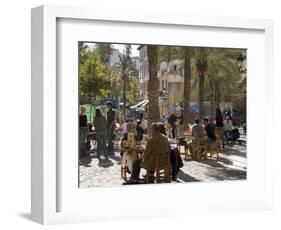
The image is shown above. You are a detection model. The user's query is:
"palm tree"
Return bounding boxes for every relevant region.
[193,47,208,119]
[117,54,133,117]
[124,44,132,57]
[147,45,160,126]
[95,43,112,64]
[158,46,178,64]
[205,49,241,115]
[182,47,191,131]
[110,67,122,101]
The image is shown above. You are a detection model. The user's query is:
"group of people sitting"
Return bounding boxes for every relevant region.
[80,102,241,184]
[121,111,241,184]
[122,122,183,185]
[190,114,239,149]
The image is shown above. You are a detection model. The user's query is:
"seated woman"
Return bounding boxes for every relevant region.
[120,122,138,173]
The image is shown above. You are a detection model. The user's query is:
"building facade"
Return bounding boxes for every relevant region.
[109,48,123,66]
[137,45,149,99]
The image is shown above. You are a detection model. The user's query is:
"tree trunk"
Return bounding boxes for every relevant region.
[197,54,207,119]
[183,47,191,131]
[215,82,221,109]
[147,45,160,127]
[210,81,216,117]
[196,48,208,120]
[198,71,205,119]
[122,75,126,118]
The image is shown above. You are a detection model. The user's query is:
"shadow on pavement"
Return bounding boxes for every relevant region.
[109,154,122,163]
[221,144,247,158]
[177,169,200,182]
[79,155,92,167]
[98,158,114,168]
[205,167,247,181]
[198,157,233,168]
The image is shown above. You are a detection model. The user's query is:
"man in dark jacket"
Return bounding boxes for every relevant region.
[168,111,178,139]
[106,101,115,155]
[203,117,216,144]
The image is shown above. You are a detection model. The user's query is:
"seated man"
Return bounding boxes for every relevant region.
[191,118,205,142]
[203,117,216,144]
[124,123,170,184]
[189,118,206,159]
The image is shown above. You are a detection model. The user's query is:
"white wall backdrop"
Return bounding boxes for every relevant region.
[0,0,280,229]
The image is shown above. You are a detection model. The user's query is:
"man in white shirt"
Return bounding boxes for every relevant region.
[223,116,233,131]
[224,116,233,142]
[140,118,148,132]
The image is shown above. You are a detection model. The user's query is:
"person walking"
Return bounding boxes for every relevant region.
[168,111,178,139]
[93,108,107,159]
[216,107,225,148]
[79,106,88,158]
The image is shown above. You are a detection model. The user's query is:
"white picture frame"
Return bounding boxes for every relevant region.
[31,4,274,225]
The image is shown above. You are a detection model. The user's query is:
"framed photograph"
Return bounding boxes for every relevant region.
[31,5,274,225]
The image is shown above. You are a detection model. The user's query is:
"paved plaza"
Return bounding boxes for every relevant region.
[79,138,247,188]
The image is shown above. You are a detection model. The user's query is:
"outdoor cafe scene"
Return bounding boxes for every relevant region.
[79,42,247,187]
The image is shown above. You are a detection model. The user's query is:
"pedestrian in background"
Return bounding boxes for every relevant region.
[168,111,179,139]
[93,108,107,159]
[79,106,88,157]
[216,107,225,148]
[106,101,116,156]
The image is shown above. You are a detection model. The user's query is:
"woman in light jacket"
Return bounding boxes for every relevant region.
[93,109,107,159]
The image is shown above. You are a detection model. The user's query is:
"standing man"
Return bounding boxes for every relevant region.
[216,108,225,148]
[168,111,179,139]
[106,101,115,156]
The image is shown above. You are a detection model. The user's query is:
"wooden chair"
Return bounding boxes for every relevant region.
[185,133,193,159]
[146,153,171,183]
[207,134,220,160]
[120,140,142,182]
[191,137,208,160]
[121,163,128,181]
[176,137,187,159]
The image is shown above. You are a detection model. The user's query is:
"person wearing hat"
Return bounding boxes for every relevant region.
[106,101,115,156]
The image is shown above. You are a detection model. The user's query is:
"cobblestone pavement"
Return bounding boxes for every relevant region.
[79,140,246,188]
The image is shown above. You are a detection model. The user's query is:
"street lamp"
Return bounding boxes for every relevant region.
[160,88,168,118]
